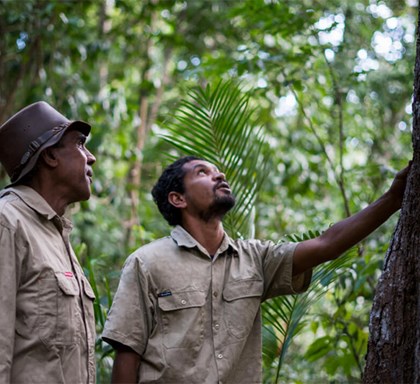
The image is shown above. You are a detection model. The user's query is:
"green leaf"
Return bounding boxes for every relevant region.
[161,79,270,237]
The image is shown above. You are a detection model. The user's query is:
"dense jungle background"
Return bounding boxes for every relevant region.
[0,0,417,382]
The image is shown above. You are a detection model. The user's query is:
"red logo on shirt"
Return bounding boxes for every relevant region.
[64,272,73,278]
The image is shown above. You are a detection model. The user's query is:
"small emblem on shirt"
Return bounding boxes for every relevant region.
[158,290,172,297]
[64,271,74,278]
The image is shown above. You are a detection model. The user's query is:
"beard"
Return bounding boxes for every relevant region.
[199,193,236,222]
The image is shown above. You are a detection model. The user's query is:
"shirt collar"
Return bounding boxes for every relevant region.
[171,225,238,257]
[0,185,66,223]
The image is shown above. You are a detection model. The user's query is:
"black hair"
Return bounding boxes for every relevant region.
[152,156,203,226]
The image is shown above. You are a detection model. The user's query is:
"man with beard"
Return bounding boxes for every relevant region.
[102,155,410,384]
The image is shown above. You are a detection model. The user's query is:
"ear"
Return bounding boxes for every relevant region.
[40,147,59,168]
[168,191,187,209]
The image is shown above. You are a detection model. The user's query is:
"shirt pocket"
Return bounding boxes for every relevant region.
[81,275,96,301]
[37,272,81,346]
[158,290,206,349]
[223,279,263,339]
[80,275,96,343]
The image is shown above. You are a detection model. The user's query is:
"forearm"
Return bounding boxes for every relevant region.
[320,191,399,257]
[111,348,141,384]
[294,191,400,274]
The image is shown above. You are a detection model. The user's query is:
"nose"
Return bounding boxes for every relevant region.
[86,148,96,165]
[214,171,226,181]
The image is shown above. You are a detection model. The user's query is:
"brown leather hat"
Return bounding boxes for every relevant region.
[0,101,91,184]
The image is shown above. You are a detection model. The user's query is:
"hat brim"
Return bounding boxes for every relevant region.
[10,120,91,185]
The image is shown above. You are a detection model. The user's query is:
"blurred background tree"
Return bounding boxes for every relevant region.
[0,0,416,382]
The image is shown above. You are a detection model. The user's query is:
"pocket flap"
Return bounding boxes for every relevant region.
[158,290,206,311]
[55,272,80,296]
[223,279,263,302]
[82,276,96,300]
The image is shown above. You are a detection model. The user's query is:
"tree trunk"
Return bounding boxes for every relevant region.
[363,8,420,383]
[126,5,173,247]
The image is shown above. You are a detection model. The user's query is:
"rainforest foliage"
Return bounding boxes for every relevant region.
[0,0,416,382]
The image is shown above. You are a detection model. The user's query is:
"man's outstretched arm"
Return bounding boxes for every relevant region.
[292,163,411,275]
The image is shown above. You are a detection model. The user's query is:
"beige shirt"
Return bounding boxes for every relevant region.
[103,225,312,384]
[0,185,96,384]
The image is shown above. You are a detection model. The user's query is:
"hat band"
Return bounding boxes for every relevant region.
[10,123,69,182]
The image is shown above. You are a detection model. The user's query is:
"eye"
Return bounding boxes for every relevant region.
[77,137,87,147]
[197,168,207,175]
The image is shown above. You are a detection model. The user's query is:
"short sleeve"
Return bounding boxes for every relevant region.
[102,254,154,356]
[262,242,312,300]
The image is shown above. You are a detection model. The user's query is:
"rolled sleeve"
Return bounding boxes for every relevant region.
[262,242,312,300]
[102,254,153,356]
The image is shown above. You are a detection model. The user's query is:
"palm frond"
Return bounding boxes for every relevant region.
[262,230,357,382]
[162,80,270,237]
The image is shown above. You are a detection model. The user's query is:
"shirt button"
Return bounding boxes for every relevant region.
[217,353,223,359]
[213,292,218,297]
[181,299,187,305]
[214,323,220,329]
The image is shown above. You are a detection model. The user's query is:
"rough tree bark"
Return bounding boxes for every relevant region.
[363,8,420,383]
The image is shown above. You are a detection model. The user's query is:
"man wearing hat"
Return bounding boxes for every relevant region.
[0,101,97,383]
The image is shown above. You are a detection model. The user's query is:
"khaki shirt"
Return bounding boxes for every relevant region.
[0,185,96,384]
[103,225,312,384]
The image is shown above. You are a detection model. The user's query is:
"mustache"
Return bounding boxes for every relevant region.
[213,181,230,192]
